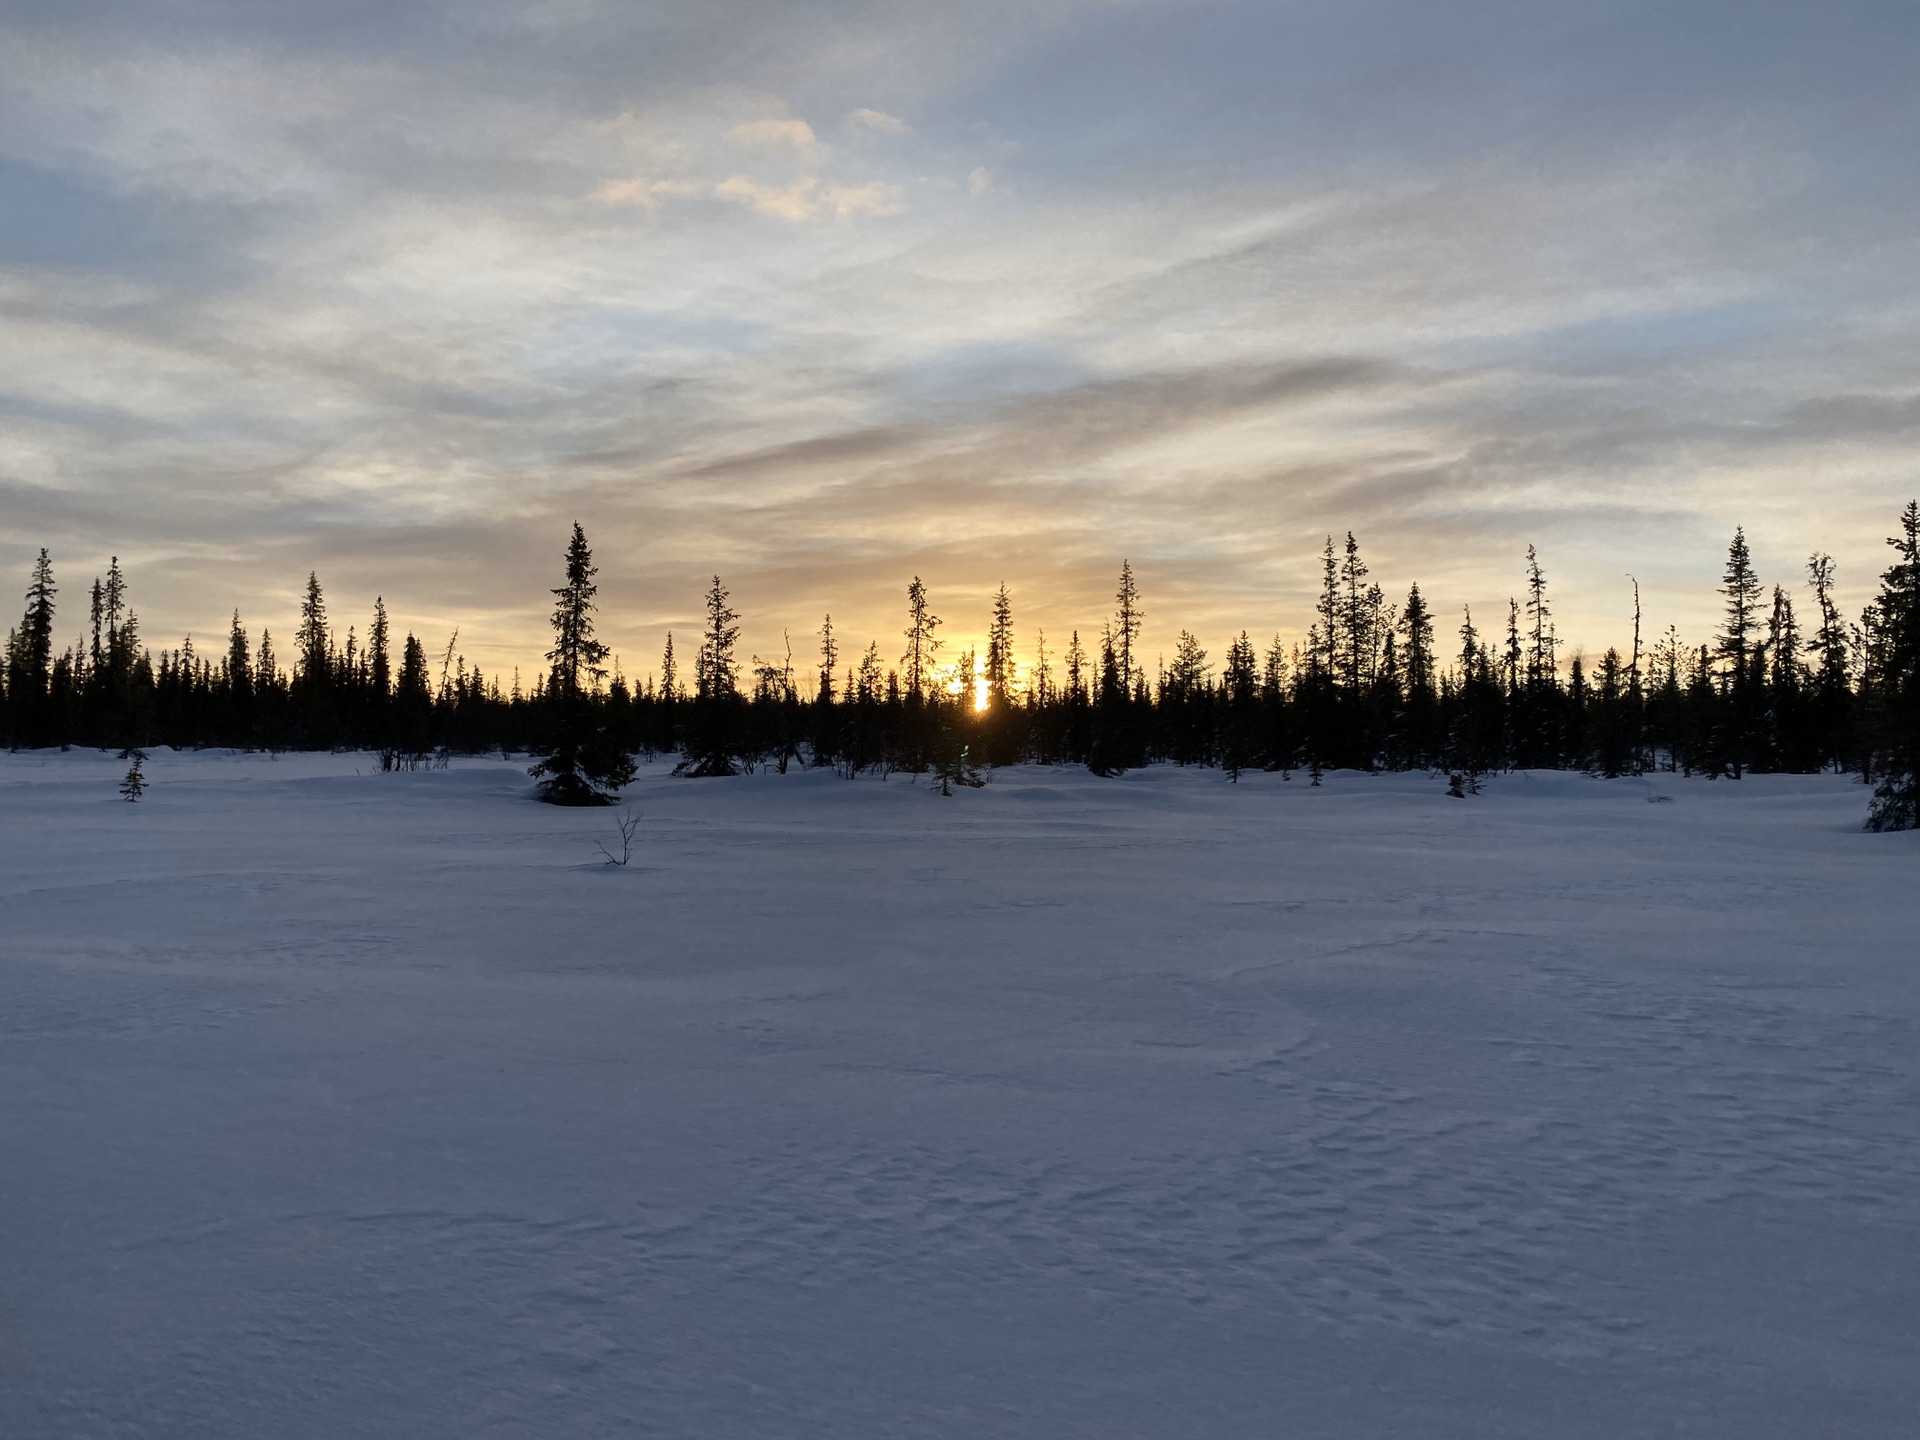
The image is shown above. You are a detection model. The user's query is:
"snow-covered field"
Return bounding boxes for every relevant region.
[3,751,1916,1438]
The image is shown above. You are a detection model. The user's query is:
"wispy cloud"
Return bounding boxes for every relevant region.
[845,107,908,135]
[824,181,903,218]
[592,177,703,207]
[712,174,901,221]
[713,174,822,221]
[731,117,819,149]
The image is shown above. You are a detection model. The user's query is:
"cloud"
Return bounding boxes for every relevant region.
[845,108,908,136]
[730,117,819,149]
[591,177,702,208]
[825,181,903,218]
[712,174,821,221]
[711,175,902,222]
[968,166,996,196]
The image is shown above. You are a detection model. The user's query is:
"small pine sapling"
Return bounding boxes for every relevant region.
[932,741,987,797]
[119,750,147,802]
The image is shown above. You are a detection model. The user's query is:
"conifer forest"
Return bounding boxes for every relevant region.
[7,504,1920,827]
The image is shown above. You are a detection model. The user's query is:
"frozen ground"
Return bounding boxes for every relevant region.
[2,750,1916,1438]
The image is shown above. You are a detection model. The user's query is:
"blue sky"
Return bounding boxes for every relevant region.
[2,0,1917,679]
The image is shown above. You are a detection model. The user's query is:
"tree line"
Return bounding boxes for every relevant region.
[6,505,1918,827]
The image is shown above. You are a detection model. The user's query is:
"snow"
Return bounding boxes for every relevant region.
[4,751,1917,1438]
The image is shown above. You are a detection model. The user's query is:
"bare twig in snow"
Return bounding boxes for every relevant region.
[595,807,641,866]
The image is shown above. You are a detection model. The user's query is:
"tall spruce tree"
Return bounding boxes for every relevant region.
[546,525,609,701]
[296,573,330,693]
[529,524,633,803]
[368,598,392,697]
[810,614,840,767]
[1087,626,1127,776]
[1765,585,1806,769]
[1220,631,1259,779]
[1339,533,1372,695]
[1314,537,1340,681]
[680,574,742,777]
[1807,552,1853,769]
[1398,583,1437,765]
[1524,546,1557,686]
[817,614,838,704]
[1717,528,1764,777]
[1113,561,1142,694]
[901,577,940,701]
[7,549,56,747]
[985,584,1014,709]
[1865,501,1920,829]
[983,584,1019,763]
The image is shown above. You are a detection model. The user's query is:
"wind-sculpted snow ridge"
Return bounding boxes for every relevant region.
[3,752,1916,1438]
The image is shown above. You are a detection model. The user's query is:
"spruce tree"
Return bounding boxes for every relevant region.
[985,584,1014,706]
[982,584,1019,763]
[1339,534,1371,695]
[1765,585,1805,769]
[1503,599,1523,696]
[1807,552,1853,768]
[898,576,941,768]
[1113,561,1142,694]
[528,524,634,803]
[296,573,330,693]
[1315,537,1340,681]
[226,612,252,699]
[119,750,147,801]
[102,557,126,663]
[1865,501,1920,829]
[1524,546,1557,686]
[1590,648,1633,777]
[930,647,986,794]
[1446,605,1499,788]
[1399,583,1437,765]
[679,574,742,777]
[1217,632,1256,779]
[87,576,105,685]
[1087,627,1127,776]
[1032,628,1053,707]
[290,572,338,746]
[901,577,940,700]
[546,526,608,700]
[1060,629,1090,763]
[389,633,433,766]
[811,614,840,767]
[368,598,392,698]
[7,549,56,747]
[1717,528,1763,777]
[224,611,253,745]
[817,614,838,704]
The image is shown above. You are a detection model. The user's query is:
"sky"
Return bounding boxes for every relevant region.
[3,0,1918,685]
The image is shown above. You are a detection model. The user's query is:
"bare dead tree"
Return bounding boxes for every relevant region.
[594,807,641,866]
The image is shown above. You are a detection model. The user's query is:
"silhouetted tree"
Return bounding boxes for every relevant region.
[6,549,56,747]
[680,574,743,777]
[529,524,633,804]
[1865,501,1920,829]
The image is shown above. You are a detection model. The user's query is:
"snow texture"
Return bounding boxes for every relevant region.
[3,752,1917,1437]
